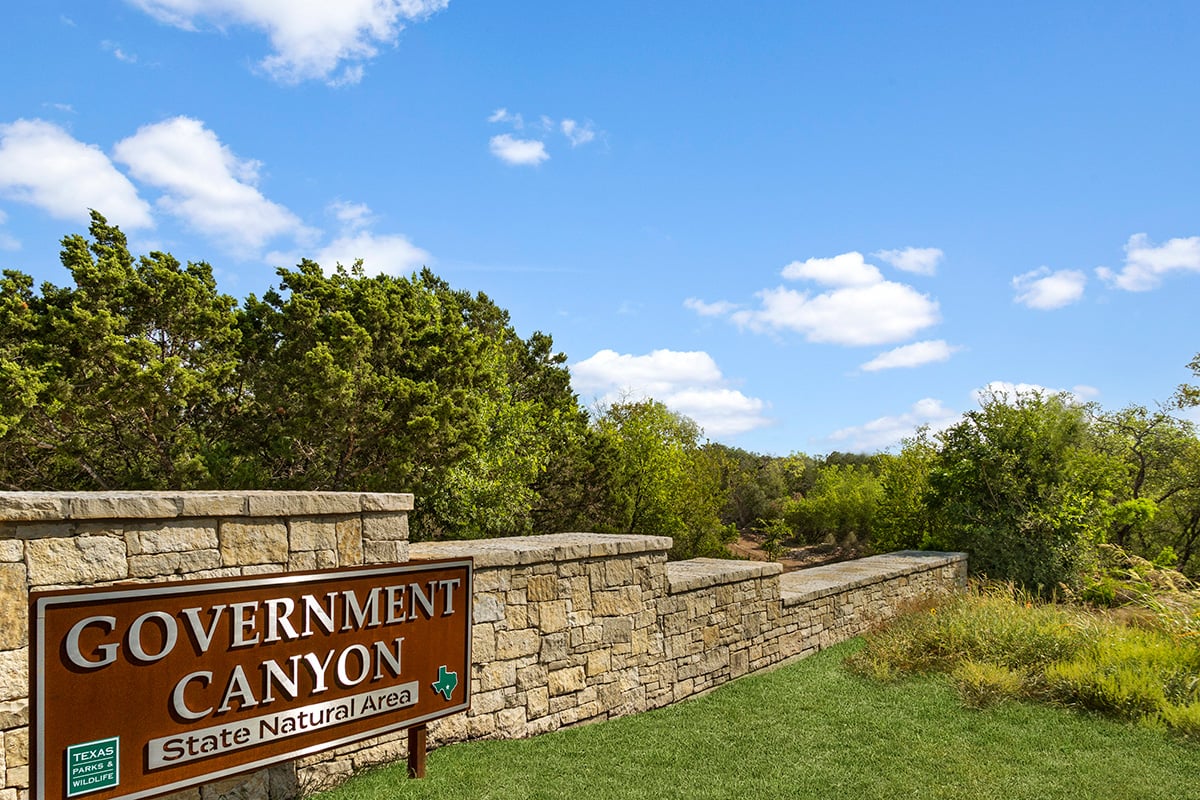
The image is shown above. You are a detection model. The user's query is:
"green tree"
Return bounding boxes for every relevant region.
[784,463,882,546]
[873,429,939,552]
[926,390,1121,592]
[592,400,734,558]
[0,212,241,489]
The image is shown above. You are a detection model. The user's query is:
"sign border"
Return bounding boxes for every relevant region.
[31,558,473,800]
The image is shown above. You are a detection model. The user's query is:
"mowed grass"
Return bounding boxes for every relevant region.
[314,640,1199,800]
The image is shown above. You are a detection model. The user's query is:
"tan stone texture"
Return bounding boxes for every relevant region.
[25,535,126,586]
[219,520,288,566]
[0,564,28,650]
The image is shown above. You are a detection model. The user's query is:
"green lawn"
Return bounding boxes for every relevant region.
[316,640,1200,800]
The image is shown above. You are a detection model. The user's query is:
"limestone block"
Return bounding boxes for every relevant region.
[0,700,28,728]
[526,574,557,602]
[131,522,219,555]
[220,520,288,566]
[539,632,569,663]
[478,661,516,690]
[0,542,22,563]
[527,686,549,719]
[288,518,339,552]
[6,766,28,789]
[586,650,611,677]
[335,516,363,566]
[359,493,414,512]
[0,564,28,649]
[246,493,360,518]
[516,663,547,691]
[467,714,497,739]
[26,535,126,586]
[69,494,179,521]
[472,624,496,662]
[606,557,634,586]
[471,689,507,714]
[592,586,642,616]
[0,494,69,522]
[496,629,540,660]
[360,513,409,542]
[287,552,318,572]
[548,666,586,696]
[0,787,15,800]
[474,594,505,624]
[496,706,527,736]
[362,540,407,564]
[3,731,26,768]
[535,601,568,633]
[129,550,221,579]
[602,617,633,644]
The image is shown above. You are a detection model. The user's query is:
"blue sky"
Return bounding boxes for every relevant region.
[2,2,1199,455]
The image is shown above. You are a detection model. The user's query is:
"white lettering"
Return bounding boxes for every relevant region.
[127,610,178,663]
[64,616,118,669]
[263,597,299,643]
[231,601,260,647]
[180,605,225,652]
[336,644,370,687]
[172,671,213,721]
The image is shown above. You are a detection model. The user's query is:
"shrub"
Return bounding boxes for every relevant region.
[951,660,1026,708]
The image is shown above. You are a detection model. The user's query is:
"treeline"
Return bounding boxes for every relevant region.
[0,214,733,555]
[3,215,1199,586]
[711,387,1200,589]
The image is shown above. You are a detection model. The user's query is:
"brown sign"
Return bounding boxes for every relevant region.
[30,559,472,800]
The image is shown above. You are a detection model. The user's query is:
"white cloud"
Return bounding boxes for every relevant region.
[828,398,959,452]
[488,108,522,128]
[268,200,430,276]
[873,246,943,276]
[561,119,595,147]
[683,297,738,317]
[0,119,152,229]
[329,200,374,231]
[126,0,448,85]
[1096,233,1200,291]
[308,230,430,275]
[1012,267,1086,310]
[113,116,306,254]
[731,281,940,346]
[715,251,940,346]
[101,40,139,63]
[781,252,883,287]
[489,134,549,166]
[860,340,960,372]
[571,349,771,438]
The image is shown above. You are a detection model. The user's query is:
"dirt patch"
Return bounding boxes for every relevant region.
[729,532,866,572]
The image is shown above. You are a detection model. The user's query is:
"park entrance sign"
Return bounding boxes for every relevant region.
[30,559,473,800]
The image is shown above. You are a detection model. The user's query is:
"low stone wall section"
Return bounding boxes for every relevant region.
[0,493,967,800]
[409,535,966,757]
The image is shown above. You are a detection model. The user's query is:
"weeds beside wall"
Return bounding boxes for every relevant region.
[0,492,966,800]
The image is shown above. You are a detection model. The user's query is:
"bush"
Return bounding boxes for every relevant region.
[951,660,1027,708]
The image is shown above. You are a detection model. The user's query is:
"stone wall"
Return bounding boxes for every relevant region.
[0,492,966,800]
[0,491,413,800]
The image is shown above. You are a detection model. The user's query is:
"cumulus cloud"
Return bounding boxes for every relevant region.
[308,230,430,275]
[0,119,152,229]
[1096,233,1200,291]
[872,246,943,276]
[268,200,430,276]
[781,252,883,287]
[125,0,448,84]
[487,108,523,128]
[113,116,312,256]
[683,297,738,317]
[571,349,771,438]
[101,40,139,63]
[489,134,549,166]
[828,398,959,452]
[1012,267,1087,310]
[560,119,595,147]
[704,251,940,346]
[859,340,960,372]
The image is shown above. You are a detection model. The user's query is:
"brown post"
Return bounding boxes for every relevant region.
[407,725,427,779]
